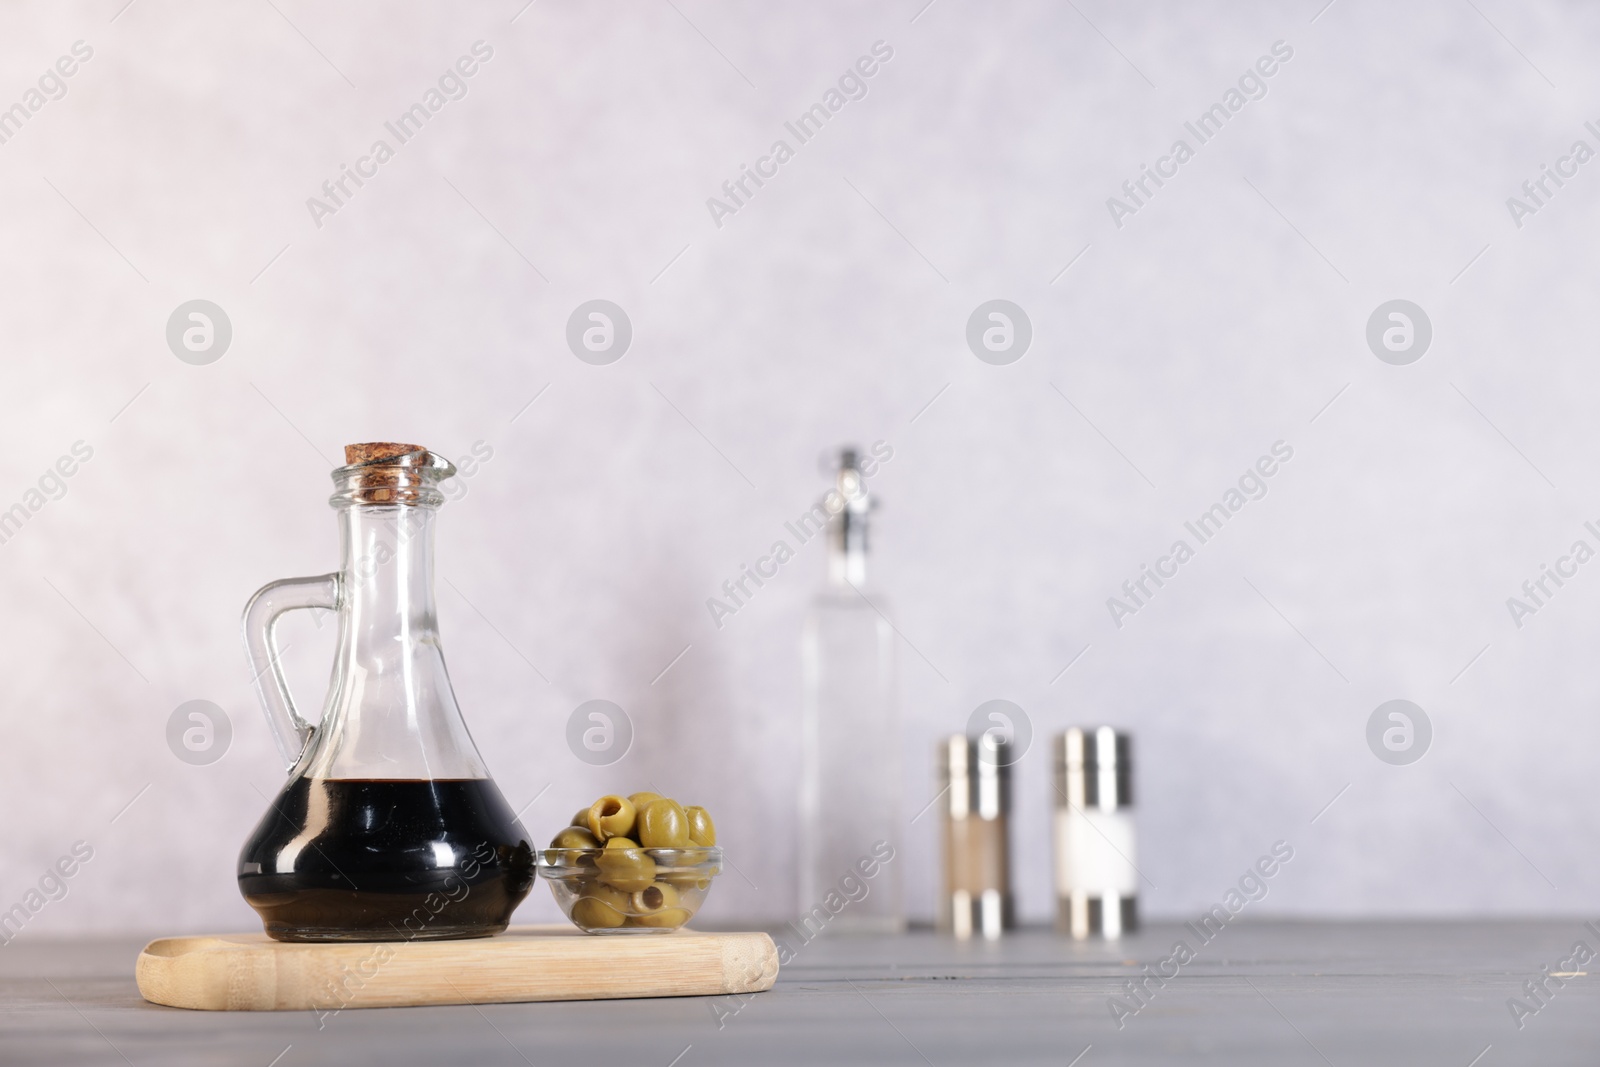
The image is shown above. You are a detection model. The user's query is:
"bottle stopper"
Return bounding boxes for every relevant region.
[333,442,455,506]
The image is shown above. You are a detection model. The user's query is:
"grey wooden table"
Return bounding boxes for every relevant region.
[2,921,1595,1065]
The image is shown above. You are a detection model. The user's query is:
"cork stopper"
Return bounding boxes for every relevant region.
[332,442,454,506]
[344,442,425,466]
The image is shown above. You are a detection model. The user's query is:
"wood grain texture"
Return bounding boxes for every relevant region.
[135,925,778,1011]
[13,924,1599,1063]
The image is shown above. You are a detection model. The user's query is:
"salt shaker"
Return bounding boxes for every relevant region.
[1054,727,1138,938]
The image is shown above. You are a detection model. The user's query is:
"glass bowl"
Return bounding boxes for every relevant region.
[537,847,722,934]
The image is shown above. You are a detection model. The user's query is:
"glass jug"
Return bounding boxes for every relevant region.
[236,442,533,942]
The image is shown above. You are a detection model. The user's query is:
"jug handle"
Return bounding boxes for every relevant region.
[242,573,341,770]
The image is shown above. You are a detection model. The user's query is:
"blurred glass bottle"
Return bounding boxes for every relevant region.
[800,447,903,932]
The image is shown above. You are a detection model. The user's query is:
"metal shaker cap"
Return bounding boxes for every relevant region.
[1054,727,1132,811]
[940,734,1011,821]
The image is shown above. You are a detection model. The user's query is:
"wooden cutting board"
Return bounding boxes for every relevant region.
[136,925,779,1011]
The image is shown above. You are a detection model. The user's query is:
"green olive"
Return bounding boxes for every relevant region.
[670,847,710,865]
[586,795,637,842]
[595,837,656,892]
[631,906,691,929]
[661,872,713,891]
[571,885,628,929]
[549,825,599,850]
[572,808,592,828]
[583,881,631,909]
[636,798,690,848]
[630,882,681,914]
[685,805,716,846]
[627,791,663,810]
[658,845,712,888]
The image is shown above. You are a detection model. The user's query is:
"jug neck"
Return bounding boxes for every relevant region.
[340,504,439,632]
[291,498,490,782]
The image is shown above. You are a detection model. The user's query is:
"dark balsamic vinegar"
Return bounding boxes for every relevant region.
[238,778,534,942]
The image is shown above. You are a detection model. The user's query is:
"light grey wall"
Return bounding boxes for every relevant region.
[1,0,1596,937]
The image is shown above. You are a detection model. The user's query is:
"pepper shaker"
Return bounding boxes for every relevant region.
[938,734,1012,940]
